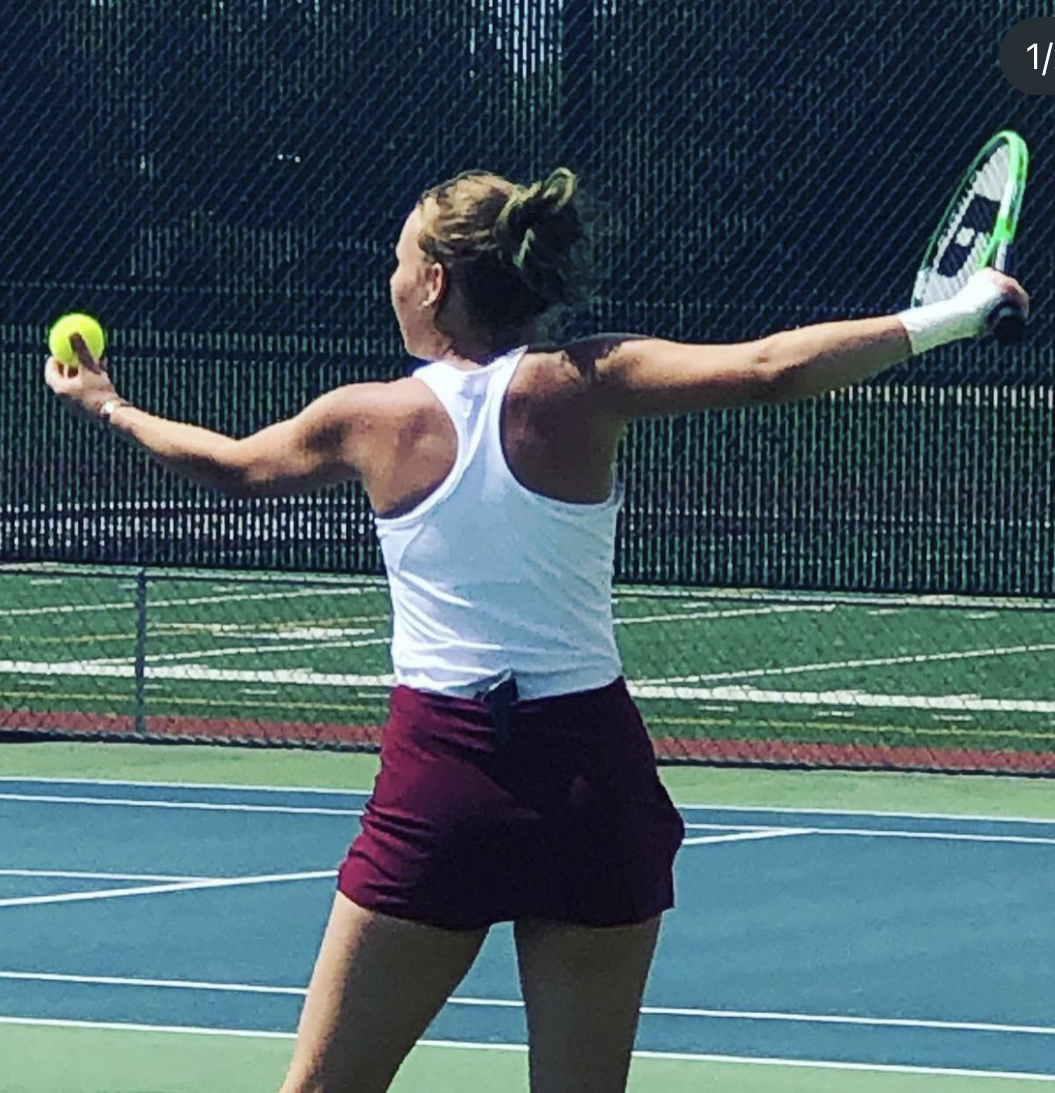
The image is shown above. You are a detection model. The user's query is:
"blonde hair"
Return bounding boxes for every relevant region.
[417,167,590,339]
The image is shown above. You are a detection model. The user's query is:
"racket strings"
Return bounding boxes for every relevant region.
[918,145,1012,303]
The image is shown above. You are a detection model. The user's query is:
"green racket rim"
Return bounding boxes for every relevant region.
[991,128,1028,246]
[912,129,1028,304]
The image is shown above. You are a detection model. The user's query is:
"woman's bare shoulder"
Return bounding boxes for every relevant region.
[523,334,648,384]
[360,374,445,413]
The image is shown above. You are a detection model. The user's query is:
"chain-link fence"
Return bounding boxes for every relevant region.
[1,1,1053,770]
[4,566,1054,774]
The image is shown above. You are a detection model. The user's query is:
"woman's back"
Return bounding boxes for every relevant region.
[372,344,624,699]
[361,339,624,518]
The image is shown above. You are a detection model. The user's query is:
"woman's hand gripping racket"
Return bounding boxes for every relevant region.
[911,129,1029,344]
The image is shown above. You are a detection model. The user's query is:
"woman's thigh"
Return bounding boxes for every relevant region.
[514,915,663,1093]
[279,893,488,1093]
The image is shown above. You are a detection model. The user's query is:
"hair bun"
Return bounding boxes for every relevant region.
[495,168,587,306]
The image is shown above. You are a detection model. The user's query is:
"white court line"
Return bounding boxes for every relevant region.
[0,587,367,621]
[0,1015,296,1040]
[631,682,1055,715]
[616,605,835,626]
[0,869,334,909]
[0,660,393,687]
[629,1049,1055,1082]
[5,791,1055,845]
[0,1017,1053,1081]
[0,792,364,816]
[640,642,1055,686]
[610,586,1055,611]
[159,624,378,639]
[0,971,305,996]
[0,869,207,882]
[772,827,1055,848]
[680,828,814,847]
[638,1007,1055,1036]
[3,972,1055,1038]
[680,823,1055,848]
[682,822,785,830]
[0,776,374,796]
[677,802,1055,826]
[79,635,389,668]
[5,778,1055,831]
[679,821,1055,847]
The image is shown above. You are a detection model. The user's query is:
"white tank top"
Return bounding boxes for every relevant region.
[374,346,623,699]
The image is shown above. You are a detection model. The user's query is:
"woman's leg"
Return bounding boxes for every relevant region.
[279,893,488,1093]
[513,915,663,1093]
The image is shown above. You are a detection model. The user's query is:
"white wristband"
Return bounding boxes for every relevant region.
[896,271,1006,355]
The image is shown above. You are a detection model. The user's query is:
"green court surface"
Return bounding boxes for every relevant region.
[2,742,1055,1093]
[3,566,1055,770]
[3,1021,1050,1093]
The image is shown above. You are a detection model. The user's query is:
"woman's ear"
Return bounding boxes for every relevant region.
[423,262,447,309]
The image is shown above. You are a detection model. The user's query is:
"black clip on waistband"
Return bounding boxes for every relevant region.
[474,670,519,747]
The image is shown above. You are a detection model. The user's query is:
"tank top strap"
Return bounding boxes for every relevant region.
[410,361,473,442]
[411,348,528,460]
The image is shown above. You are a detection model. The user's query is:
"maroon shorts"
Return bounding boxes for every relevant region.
[338,677,685,930]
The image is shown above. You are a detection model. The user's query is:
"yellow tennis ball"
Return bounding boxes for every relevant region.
[48,313,106,367]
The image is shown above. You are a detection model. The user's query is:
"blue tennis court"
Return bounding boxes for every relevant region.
[2,774,1053,1085]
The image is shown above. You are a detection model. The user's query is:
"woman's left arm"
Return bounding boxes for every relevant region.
[44,335,378,498]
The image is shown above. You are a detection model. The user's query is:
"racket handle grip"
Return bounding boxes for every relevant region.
[989,244,1025,344]
[990,304,1025,344]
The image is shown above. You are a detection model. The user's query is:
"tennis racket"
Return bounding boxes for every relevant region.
[911,129,1029,344]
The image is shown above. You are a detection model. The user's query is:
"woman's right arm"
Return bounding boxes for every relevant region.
[44,335,392,498]
[594,269,1028,419]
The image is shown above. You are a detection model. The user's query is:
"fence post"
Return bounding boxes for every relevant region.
[134,568,148,736]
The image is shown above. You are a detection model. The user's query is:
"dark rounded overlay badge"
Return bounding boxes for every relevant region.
[1000,17,1055,94]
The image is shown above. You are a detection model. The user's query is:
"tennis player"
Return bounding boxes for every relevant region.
[45,167,1028,1093]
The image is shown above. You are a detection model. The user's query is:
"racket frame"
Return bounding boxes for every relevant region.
[911,128,1028,303]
